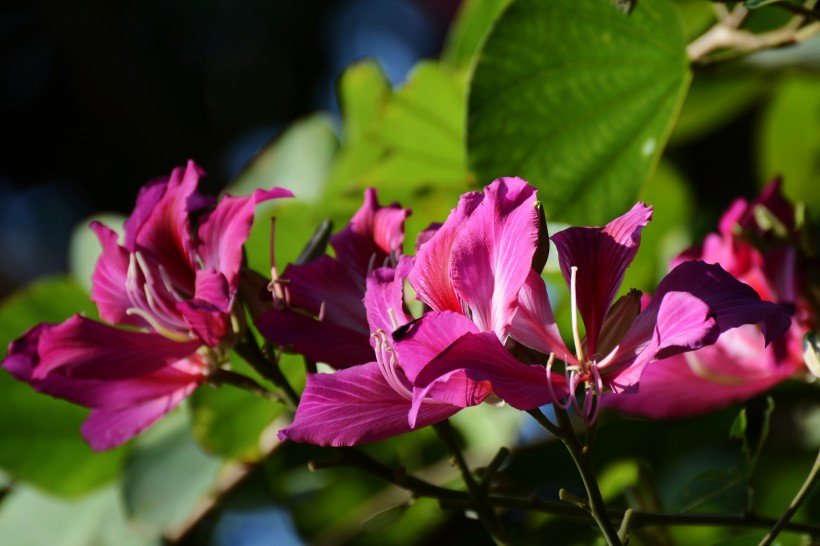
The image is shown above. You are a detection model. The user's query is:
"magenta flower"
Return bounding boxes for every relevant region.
[400,185,791,425]
[278,178,539,445]
[605,180,808,419]
[277,258,472,446]
[257,189,410,369]
[2,161,292,450]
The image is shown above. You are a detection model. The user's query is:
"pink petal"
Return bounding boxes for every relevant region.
[177,270,232,347]
[393,311,480,383]
[81,381,198,451]
[551,202,652,355]
[510,269,576,365]
[409,191,483,313]
[89,221,145,328]
[124,161,210,291]
[197,187,293,291]
[410,331,557,426]
[31,315,201,381]
[450,177,538,340]
[278,364,459,446]
[3,322,204,447]
[256,309,374,369]
[605,324,802,419]
[329,188,410,281]
[604,291,715,394]
[364,259,413,336]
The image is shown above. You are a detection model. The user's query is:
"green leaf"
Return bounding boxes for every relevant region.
[468,0,692,225]
[758,76,820,217]
[68,213,126,293]
[122,409,223,537]
[189,355,285,462]
[0,277,124,497]
[327,60,472,248]
[441,0,513,70]
[0,485,156,546]
[230,114,339,203]
[744,0,787,9]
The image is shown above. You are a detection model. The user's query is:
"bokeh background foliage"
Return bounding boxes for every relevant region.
[0,0,819,544]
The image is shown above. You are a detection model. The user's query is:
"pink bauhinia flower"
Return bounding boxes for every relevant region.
[278,177,541,445]
[400,183,791,426]
[605,180,809,419]
[256,189,410,369]
[2,161,292,450]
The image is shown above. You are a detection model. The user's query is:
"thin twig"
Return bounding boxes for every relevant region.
[758,448,820,546]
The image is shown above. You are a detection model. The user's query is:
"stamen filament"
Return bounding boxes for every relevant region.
[569,266,585,364]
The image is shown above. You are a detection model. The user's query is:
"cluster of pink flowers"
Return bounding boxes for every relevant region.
[1,164,808,450]
[2,162,291,450]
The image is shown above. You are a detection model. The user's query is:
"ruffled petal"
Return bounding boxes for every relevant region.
[606,261,792,393]
[510,269,576,364]
[551,202,652,355]
[81,381,198,451]
[450,177,538,340]
[89,221,144,328]
[124,161,211,291]
[278,364,459,446]
[409,191,483,313]
[329,188,410,282]
[30,315,201,381]
[196,187,293,291]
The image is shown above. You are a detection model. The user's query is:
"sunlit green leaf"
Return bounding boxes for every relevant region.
[0,485,155,546]
[468,0,691,225]
[122,409,222,537]
[0,277,124,497]
[441,0,513,70]
[758,76,820,217]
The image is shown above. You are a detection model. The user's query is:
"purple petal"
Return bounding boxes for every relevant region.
[329,188,410,281]
[30,315,201,381]
[510,269,576,364]
[409,191,483,313]
[81,382,198,451]
[257,309,374,369]
[281,256,370,335]
[410,331,557,426]
[278,364,459,446]
[552,202,652,355]
[450,177,538,340]
[196,187,293,291]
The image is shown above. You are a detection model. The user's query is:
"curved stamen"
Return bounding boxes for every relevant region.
[125,308,196,343]
[545,353,571,409]
[372,330,413,400]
